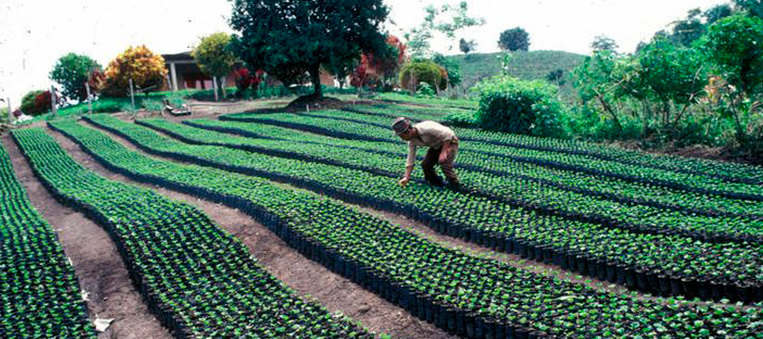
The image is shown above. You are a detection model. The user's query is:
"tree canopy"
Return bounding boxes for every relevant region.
[590,35,618,52]
[459,38,476,55]
[49,53,101,102]
[404,1,484,59]
[229,0,389,99]
[191,32,236,80]
[498,27,530,52]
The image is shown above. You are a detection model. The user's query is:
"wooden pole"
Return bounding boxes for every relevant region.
[7,98,12,123]
[213,76,219,102]
[129,79,136,114]
[50,86,58,118]
[85,82,93,114]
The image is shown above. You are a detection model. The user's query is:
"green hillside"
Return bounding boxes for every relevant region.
[446,50,587,100]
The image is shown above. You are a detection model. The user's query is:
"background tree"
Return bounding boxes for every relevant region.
[498,27,530,52]
[191,32,237,99]
[701,14,763,141]
[432,53,461,89]
[49,53,101,103]
[399,60,447,94]
[405,1,484,59]
[590,35,618,52]
[230,0,389,100]
[102,45,168,97]
[459,38,476,55]
[704,4,734,24]
[546,69,565,86]
[669,8,705,46]
[734,0,763,18]
[352,35,407,89]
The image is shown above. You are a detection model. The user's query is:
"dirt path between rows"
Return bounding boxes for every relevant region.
[49,123,454,339]
[2,135,171,339]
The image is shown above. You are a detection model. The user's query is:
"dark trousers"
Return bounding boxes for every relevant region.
[421,142,459,186]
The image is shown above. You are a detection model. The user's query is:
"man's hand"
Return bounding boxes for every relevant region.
[398,177,410,188]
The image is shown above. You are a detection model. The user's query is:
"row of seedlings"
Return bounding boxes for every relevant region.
[220,110,763,200]
[308,109,763,192]
[52,118,763,338]
[11,127,378,339]
[138,118,763,244]
[342,103,464,121]
[182,118,763,220]
[0,142,94,338]
[83,115,763,303]
[286,103,763,186]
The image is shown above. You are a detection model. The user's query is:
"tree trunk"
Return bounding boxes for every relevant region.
[310,65,323,99]
[594,90,622,132]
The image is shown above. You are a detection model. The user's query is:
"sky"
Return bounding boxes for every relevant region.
[0,0,728,109]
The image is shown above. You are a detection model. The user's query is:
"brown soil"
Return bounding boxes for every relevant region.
[47,125,454,339]
[2,135,171,339]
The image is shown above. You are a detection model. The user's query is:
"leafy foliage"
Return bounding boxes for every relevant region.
[102,45,168,97]
[49,53,102,102]
[458,38,476,54]
[498,27,530,52]
[229,0,389,98]
[20,89,63,116]
[350,35,407,89]
[734,0,763,18]
[398,60,447,92]
[474,76,567,137]
[404,1,484,58]
[432,53,461,87]
[590,35,618,52]
[191,32,236,83]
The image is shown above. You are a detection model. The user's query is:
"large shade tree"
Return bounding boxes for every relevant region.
[49,53,102,102]
[229,0,389,100]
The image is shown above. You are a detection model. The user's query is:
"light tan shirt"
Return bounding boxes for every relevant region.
[406,121,456,167]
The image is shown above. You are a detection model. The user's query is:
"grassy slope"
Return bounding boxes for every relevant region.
[447,50,587,100]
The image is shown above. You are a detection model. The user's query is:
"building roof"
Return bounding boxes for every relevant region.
[162,51,193,62]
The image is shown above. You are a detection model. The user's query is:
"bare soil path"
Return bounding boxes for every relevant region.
[2,134,171,339]
[48,124,454,339]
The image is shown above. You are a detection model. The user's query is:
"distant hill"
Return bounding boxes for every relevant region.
[445,50,587,100]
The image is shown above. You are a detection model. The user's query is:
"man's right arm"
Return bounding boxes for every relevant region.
[399,143,416,187]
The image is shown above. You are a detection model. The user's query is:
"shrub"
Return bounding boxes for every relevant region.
[102,45,168,97]
[20,90,57,116]
[443,109,478,127]
[473,75,567,137]
[415,82,436,97]
[399,60,448,92]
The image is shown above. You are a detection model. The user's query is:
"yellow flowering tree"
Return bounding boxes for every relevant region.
[102,45,168,97]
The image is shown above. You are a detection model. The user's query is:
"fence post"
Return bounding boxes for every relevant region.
[7,98,12,123]
[85,82,93,114]
[213,76,219,102]
[50,85,58,118]
[129,78,136,115]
